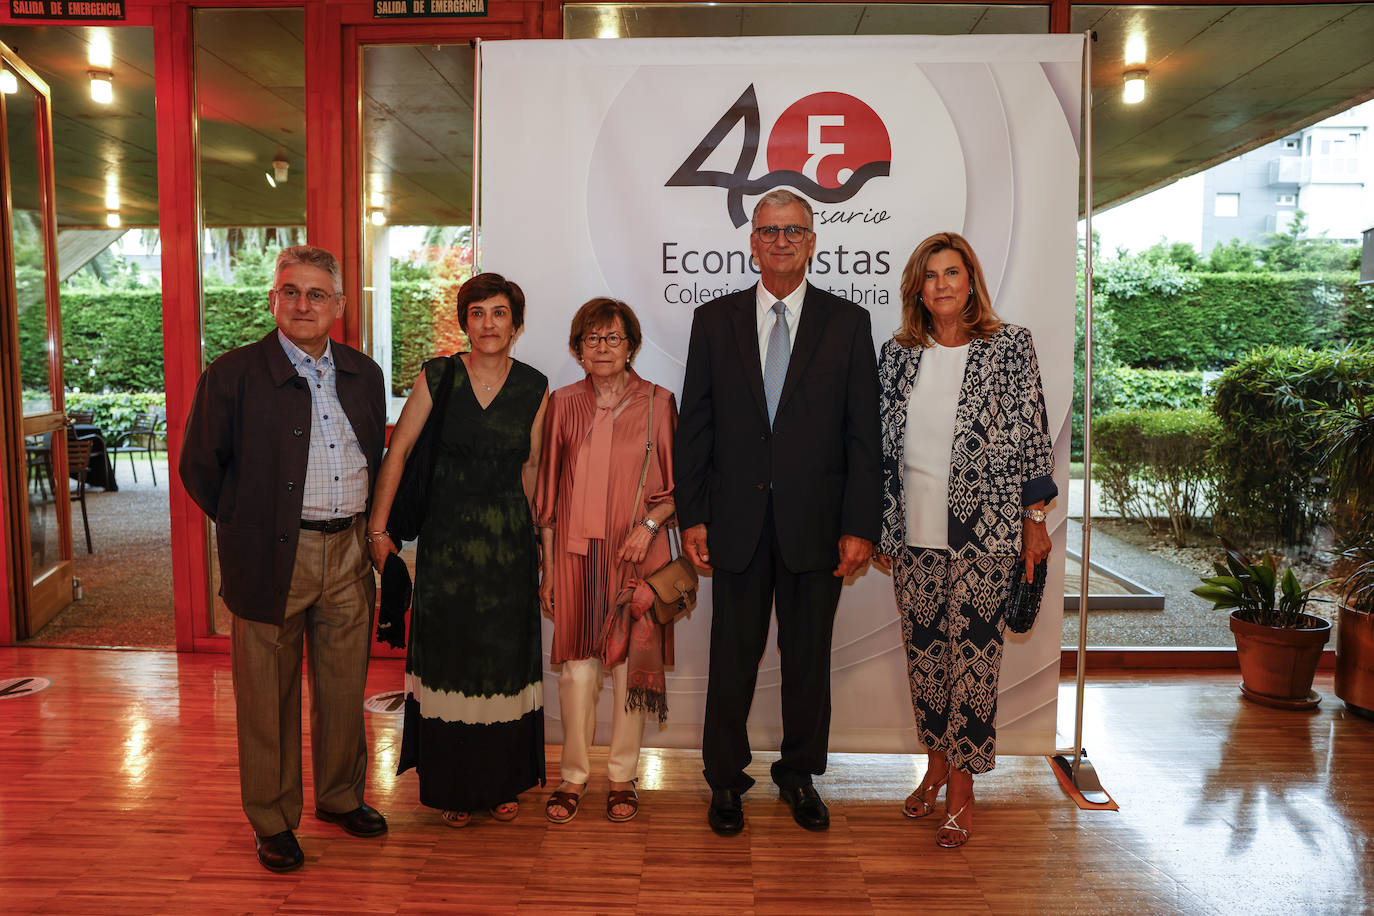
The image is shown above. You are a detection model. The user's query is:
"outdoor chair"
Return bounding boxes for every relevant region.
[67,408,95,424]
[110,412,160,485]
[68,437,94,554]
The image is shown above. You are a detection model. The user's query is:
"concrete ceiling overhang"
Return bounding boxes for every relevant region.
[2,2,1372,230]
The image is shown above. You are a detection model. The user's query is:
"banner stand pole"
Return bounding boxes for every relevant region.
[472,37,483,272]
[1049,30,1111,806]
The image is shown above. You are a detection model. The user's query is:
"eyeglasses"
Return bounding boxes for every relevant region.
[581,332,628,349]
[752,224,812,243]
[273,286,336,305]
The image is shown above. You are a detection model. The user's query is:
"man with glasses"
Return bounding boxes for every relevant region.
[180,245,387,872]
[675,189,881,835]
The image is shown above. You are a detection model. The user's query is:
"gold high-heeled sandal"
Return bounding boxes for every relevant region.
[901,771,949,818]
[936,800,972,848]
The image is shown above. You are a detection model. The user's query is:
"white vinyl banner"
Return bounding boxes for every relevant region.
[480,35,1081,755]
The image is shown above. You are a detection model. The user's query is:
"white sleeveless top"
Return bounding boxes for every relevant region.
[902,342,970,549]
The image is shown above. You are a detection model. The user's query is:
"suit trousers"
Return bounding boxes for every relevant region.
[702,496,844,793]
[230,522,376,836]
[557,657,646,785]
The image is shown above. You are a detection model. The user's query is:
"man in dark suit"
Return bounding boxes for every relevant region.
[674,189,881,834]
[180,246,388,872]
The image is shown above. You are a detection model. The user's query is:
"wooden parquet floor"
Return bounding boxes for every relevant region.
[1,647,1371,915]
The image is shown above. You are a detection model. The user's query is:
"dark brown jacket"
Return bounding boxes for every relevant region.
[179,331,386,624]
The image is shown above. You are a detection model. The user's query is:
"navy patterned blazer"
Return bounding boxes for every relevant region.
[878,323,1057,559]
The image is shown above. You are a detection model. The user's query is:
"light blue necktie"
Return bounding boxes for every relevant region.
[763,301,791,426]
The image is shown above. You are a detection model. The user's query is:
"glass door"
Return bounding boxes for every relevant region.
[0,42,73,638]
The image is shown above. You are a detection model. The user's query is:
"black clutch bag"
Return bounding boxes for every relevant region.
[388,356,456,542]
[1003,558,1048,634]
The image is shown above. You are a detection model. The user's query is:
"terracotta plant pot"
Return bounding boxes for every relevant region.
[1229,610,1331,710]
[1335,603,1374,719]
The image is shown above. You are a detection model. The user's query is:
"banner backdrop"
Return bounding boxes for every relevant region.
[480,35,1081,755]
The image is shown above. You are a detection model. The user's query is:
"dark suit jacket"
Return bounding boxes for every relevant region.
[179,331,386,625]
[674,282,881,574]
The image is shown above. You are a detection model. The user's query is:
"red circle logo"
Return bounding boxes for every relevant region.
[765,93,891,190]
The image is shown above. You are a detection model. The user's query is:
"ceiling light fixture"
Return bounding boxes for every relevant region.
[370,209,387,227]
[272,156,289,184]
[1124,34,1147,67]
[1123,68,1148,105]
[89,29,113,68]
[106,211,121,228]
[265,171,277,188]
[0,69,17,95]
[89,69,114,104]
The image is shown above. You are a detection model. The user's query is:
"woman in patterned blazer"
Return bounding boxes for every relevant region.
[872,232,1056,848]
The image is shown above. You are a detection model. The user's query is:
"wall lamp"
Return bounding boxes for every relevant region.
[1123,68,1148,105]
[89,69,113,104]
[0,69,17,94]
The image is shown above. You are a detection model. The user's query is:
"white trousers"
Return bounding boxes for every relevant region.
[557,657,646,784]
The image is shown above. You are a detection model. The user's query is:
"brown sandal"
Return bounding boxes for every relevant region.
[606,787,639,823]
[490,800,519,822]
[545,790,581,824]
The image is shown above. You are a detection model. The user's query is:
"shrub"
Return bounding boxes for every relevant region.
[1109,367,1209,411]
[65,391,168,443]
[1210,345,1374,547]
[1107,271,1364,369]
[1094,408,1220,544]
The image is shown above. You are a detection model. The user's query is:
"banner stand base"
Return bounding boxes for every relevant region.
[1049,750,1117,810]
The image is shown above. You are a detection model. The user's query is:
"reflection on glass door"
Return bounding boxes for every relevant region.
[193,8,307,637]
[359,43,476,423]
[0,43,73,637]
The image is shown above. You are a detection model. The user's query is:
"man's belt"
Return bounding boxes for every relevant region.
[300,515,359,534]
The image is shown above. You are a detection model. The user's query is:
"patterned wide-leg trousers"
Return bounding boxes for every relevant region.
[893,547,1018,775]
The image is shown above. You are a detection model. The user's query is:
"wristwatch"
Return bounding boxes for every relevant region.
[1022,508,1047,524]
[640,517,661,536]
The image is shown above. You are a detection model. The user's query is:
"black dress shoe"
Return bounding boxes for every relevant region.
[315,803,388,837]
[779,784,830,831]
[254,829,304,873]
[707,788,745,836]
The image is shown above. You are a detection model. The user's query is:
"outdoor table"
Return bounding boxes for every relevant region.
[70,424,118,492]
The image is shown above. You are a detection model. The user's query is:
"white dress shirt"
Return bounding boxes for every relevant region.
[755,279,807,366]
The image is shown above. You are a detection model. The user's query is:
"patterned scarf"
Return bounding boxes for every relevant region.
[599,578,668,723]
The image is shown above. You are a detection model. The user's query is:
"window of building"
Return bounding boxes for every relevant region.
[1277,193,1296,206]
[1214,193,1240,217]
[1281,138,1299,150]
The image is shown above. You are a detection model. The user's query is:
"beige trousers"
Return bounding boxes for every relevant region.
[230,522,376,836]
[557,657,646,785]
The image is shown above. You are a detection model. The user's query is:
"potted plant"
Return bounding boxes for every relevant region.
[1313,381,1374,718]
[1193,540,1333,710]
[1334,540,1374,719]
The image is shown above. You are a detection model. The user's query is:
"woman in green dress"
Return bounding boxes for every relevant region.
[368,272,549,827]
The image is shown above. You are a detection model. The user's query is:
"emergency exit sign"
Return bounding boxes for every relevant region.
[374,0,487,17]
[10,0,125,18]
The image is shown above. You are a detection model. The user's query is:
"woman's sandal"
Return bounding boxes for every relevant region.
[545,790,582,824]
[440,809,471,828]
[606,786,639,823]
[901,771,949,819]
[490,800,519,822]
[936,800,973,848]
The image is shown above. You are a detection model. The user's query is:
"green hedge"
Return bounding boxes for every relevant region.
[1109,367,1209,411]
[1095,408,1220,544]
[1107,271,1369,369]
[65,391,167,442]
[1210,345,1374,545]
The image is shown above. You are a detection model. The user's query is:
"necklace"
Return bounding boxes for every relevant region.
[464,355,511,392]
